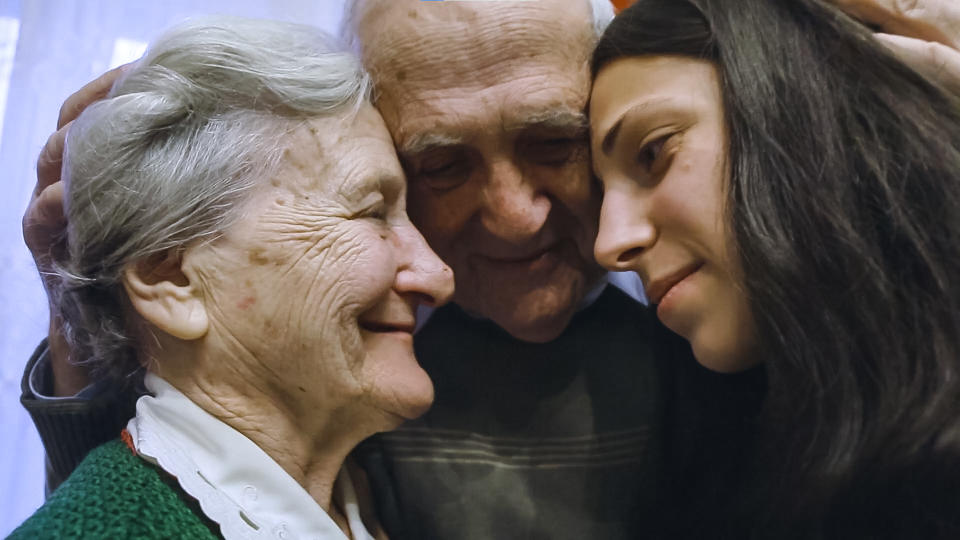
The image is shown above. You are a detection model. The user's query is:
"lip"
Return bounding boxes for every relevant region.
[480,243,559,264]
[645,262,703,305]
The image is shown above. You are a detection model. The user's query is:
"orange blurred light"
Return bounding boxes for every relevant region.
[610,0,635,12]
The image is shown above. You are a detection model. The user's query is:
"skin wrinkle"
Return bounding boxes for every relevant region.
[398,106,588,159]
[368,7,590,88]
[388,72,590,150]
[359,2,602,344]
[139,107,452,515]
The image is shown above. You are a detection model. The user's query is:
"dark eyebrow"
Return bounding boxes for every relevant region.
[600,98,675,156]
[601,119,623,156]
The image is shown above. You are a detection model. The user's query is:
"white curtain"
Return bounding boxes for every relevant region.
[0,1,346,534]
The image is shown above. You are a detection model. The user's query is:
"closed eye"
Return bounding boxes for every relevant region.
[407,147,474,193]
[527,136,588,167]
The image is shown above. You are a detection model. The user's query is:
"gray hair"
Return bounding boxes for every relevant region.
[56,16,371,383]
[340,0,615,56]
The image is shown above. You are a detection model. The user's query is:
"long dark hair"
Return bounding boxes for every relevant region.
[594,0,960,534]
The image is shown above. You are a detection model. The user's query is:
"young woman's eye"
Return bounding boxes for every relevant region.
[637,136,669,171]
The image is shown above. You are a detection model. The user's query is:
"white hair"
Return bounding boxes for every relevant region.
[56,16,371,382]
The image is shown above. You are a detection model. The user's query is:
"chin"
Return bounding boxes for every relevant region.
[376,367,436,423]
[481,280,590,344]
[495,310,577,343]
[690,339,758,373]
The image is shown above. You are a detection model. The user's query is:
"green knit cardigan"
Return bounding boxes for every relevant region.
[9,439,219,539]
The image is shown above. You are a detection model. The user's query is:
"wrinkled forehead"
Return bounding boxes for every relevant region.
[275,106,401,197]
[352,0,594,144]
[356,0,593,91]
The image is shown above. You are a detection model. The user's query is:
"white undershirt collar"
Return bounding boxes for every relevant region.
[127,373,374,540]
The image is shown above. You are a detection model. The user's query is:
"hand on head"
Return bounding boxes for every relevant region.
[24,63,130,396]
[827,0,960,95]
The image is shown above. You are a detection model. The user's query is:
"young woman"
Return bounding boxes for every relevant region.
[590,0,960,536]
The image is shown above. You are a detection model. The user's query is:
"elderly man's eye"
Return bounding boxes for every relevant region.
[528,137,587,166]
[416,160,471,193]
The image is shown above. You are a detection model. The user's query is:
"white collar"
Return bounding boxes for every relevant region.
[127,373,375,540]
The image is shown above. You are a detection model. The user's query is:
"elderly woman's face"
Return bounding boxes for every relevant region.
[589,56,757,372]
[187,105,453,421]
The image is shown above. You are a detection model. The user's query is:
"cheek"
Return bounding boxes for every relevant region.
[546,159,596,209]
[323,234,398,311]
[407,183,478,250]
[658,152,727,239]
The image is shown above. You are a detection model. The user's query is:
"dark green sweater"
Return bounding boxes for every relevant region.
[10,439,219,539]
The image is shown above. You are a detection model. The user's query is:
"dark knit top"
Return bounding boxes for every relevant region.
[10,439,219,539]
[355,286,765,539]
[20,286,766,539]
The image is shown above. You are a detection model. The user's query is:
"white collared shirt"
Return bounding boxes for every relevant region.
[126,373,375,540]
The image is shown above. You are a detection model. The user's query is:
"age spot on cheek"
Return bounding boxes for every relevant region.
[248,248,270,266]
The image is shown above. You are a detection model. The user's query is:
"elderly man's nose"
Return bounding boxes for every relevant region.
[594,190,655,272]
[481,162,550,240]
[396,225,454,307]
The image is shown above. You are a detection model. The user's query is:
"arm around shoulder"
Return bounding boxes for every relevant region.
[21,339,140,491]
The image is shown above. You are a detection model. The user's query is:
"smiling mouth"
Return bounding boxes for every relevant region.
[645,263,703,305]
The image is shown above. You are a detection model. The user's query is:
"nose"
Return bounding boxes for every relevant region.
[394,221,455,307]
[594,186,656,272]
[479,159,551,242]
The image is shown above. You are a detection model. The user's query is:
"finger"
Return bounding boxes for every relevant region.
[876,32,960,96]
[30,182,67,230]
[22,181,67,255]
[57,62,132,129]
[827,0,960,49]
[35,123,70,198]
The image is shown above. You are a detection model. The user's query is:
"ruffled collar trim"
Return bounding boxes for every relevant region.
[127,373,374,540]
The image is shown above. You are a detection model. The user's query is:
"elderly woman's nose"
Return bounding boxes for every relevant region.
[395,224,454,306]
[594,188,656,272]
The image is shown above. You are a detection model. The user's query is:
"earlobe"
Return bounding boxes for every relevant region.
[122,249,209,341]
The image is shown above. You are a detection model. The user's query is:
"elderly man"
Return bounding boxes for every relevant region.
[20,0,960,538]
[339,1,722,538]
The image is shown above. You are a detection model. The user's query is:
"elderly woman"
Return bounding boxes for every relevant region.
[589,0,960,536]
[12,17,452,539]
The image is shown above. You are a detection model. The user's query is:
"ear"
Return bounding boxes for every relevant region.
[122,249,209,341]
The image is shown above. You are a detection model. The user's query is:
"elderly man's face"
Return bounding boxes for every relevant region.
[357,0,604,342]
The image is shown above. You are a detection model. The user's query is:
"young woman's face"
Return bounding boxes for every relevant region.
[590,56,758,372]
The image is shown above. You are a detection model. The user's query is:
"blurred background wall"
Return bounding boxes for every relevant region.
[0,1,346,535]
